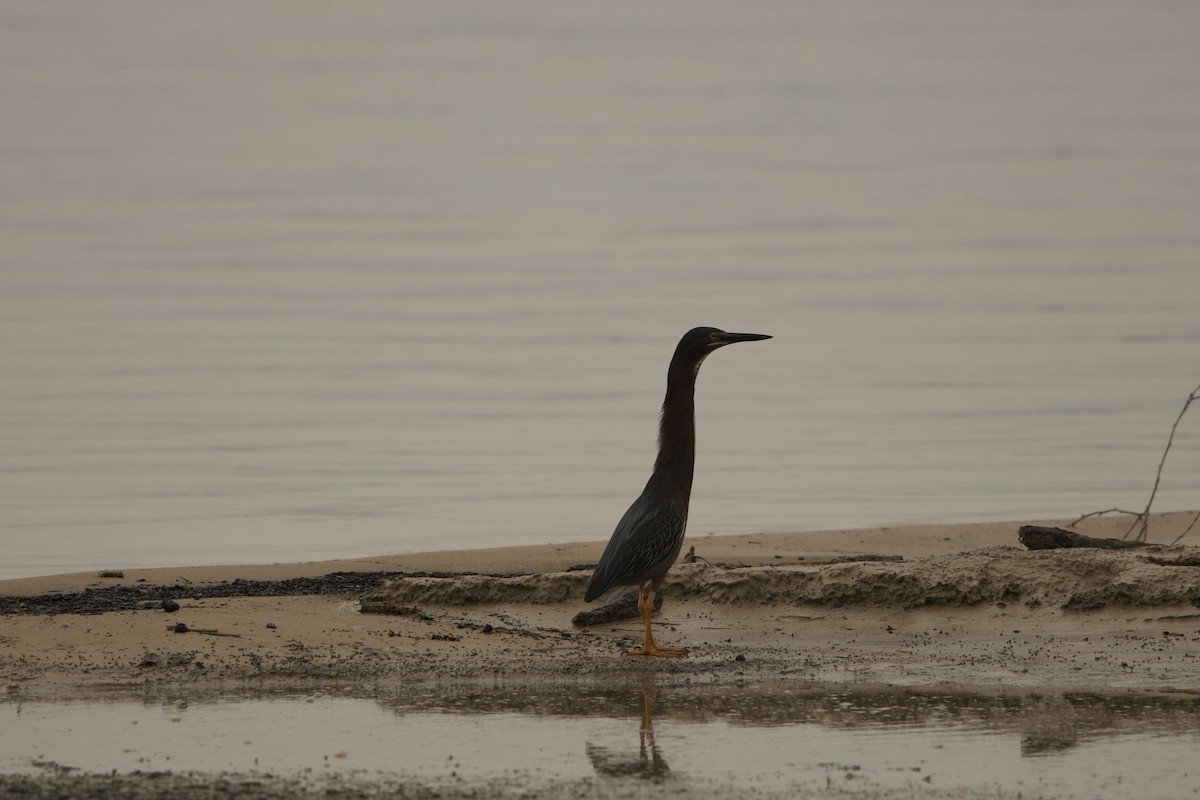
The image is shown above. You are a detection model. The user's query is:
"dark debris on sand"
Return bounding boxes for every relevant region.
[0,771,451,800]
[0,571,492,616]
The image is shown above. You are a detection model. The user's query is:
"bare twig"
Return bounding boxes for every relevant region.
[1125,383,1200,542]
[1170,510,1200,546]
[1067,508,1144,529]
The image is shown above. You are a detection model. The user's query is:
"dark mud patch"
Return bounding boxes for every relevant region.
[0,772,399,800]
[1,571,493,616]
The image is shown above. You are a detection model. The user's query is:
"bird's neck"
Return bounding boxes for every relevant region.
[649,360,697,498]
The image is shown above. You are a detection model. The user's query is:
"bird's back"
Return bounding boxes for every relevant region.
[584,487,688,602]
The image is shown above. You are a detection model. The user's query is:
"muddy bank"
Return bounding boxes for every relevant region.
[3,516,1199,695]
[3,516,1200,800]
[5,579,1200,693]
[8,543,1200,621]
[362,545,1200,612]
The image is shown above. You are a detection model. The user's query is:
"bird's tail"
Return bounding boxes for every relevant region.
[584,567,614,603]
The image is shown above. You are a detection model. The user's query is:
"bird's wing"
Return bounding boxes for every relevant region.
[584,493,687,602]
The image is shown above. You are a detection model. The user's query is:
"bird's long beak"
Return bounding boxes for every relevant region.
[716,332,772,344]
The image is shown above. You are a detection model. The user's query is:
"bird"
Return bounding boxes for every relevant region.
[584,327,771,657]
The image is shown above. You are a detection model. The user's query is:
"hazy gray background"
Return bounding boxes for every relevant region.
[2,1,1198,578]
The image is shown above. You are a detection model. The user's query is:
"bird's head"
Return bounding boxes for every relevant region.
[670,326,772,375]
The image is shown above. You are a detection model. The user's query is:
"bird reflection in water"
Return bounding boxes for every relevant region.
[585,688,670,781]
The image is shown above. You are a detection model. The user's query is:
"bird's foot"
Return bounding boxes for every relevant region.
[622,644,687,658]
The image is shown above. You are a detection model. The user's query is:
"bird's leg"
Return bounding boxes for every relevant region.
[623,584,686,658]
[637,584,654,646]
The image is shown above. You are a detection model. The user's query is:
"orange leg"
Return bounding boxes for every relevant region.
[623,583,686,658]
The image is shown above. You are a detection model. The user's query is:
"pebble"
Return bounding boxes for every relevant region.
[161,599,180,613]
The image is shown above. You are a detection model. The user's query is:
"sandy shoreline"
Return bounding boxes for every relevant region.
[0,514,1047,597]
[3,513,1200,799]
[3,512,1199,697]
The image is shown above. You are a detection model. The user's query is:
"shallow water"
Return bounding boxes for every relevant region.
[3,684,1198,798]
[3,2,1200,579]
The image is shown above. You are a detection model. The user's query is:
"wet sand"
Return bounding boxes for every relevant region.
[2,513,1199,798]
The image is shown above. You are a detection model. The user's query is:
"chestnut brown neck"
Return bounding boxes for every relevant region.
[648,356,700,499]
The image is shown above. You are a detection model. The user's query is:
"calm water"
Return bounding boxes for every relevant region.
[2,2,1199,579]
[3,685,1198,798]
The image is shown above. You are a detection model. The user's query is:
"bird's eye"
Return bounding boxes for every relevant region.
[708,332,718,341]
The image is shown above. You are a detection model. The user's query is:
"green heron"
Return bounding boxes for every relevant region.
[584,327,771,657]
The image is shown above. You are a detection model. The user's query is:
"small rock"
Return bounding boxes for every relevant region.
[266,622,277,629]
[98,570,124,578]
[166,653,193,668]
[734,653,746,662]
[161,599,180,613]
[359,647,382,656]
[482,624,494,634]
[173,623,189,633]
[141,652,162,667]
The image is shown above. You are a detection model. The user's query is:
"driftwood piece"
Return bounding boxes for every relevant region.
[1018,525,1150,551]
[572,586,662,628]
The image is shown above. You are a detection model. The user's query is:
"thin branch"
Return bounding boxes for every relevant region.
[1125,382,1200,542]
[1169,510,1200,546]
[1067,508,1144,529]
